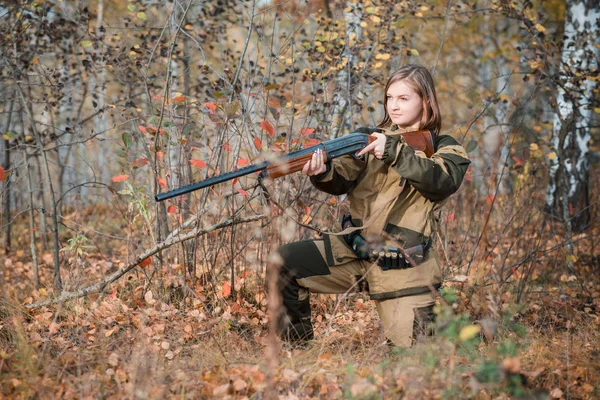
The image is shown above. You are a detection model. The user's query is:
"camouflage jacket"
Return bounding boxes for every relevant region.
[311,127,471,299]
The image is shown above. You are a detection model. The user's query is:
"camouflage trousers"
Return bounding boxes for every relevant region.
[276,239,436,347]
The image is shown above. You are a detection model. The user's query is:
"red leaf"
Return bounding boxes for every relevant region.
[190,159,207,168]
[512,156,523,165]
[221,282,231,297]
[237,158,249,167]
[569,203,573,216]
[204,102,217,112]
[158,177,167,189]
[487,194,495,203]
[261,120,275,136]
[236,188,250,197]
[156,151,166,160]
[300,128,315,136]
[304,206,310,215]
[446,213,456,222]
[172,95,186,103]
[167,205,177,213]
[222,143,231,152]
[138,125,148,133]
[232,178,239,186]
[111,174,129,182]
[253,137,262,150]
[132,157,149,167]
[0,166,4,182]
[303,138,320,148]
[139,257,151,268]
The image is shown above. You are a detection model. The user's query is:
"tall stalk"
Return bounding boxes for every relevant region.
[15,82,63,291]
[25,150,39,288]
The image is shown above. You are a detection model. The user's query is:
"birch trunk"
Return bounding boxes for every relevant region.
[546,0,599,231]
[330,3,361,138]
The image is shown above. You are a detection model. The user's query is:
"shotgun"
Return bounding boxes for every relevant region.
[155,129,434,202]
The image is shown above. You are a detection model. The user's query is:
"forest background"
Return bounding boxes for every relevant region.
[0,0,599,398]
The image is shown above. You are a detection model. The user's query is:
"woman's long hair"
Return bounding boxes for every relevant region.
[377,64,442,136]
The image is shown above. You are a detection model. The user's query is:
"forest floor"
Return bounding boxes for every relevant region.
[1,213,599,399]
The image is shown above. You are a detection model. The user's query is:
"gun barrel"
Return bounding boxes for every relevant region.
[155,162,268,202]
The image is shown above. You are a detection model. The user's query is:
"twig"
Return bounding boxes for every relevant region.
[25,214,266,308]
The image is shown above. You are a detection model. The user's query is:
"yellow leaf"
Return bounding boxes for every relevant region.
[547,152,557,160]
[529,143,539,152]
[38,288,48,296]
[410,49,419,56]
[459,324,481,341]
[81,40,92,48]
[316,46,326,52]
[137,12,147,20]
[534,23,546,33]
[371,15,381,24]
[360,21,368,28]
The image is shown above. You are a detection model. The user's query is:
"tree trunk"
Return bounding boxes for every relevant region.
[2,95,14,255]
[546,0,599,231]
[330,2,361,138]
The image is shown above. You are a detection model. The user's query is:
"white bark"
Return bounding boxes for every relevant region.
[331,3,362,138]
[546,0,599,229]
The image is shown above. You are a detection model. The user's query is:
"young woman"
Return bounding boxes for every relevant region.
[276,64,471,347]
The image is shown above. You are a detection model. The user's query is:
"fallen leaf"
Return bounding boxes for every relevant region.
[459,324,481,341]
[222,282,231,297]
[350,379,377,397]
[237,158,249,167]
[108,352,119,367]
[233,379,247,392]
[213,383,230,396]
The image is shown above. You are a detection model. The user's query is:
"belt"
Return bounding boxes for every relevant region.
[341,214,432,270]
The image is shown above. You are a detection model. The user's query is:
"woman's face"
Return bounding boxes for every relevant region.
[386,80,423,130]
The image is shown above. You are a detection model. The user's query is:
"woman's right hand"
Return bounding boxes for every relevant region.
[302,148,327,176]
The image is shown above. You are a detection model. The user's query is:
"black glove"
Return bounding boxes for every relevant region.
[354,126,382,135]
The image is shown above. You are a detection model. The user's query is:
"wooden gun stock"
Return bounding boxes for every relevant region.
[155,129,435,201]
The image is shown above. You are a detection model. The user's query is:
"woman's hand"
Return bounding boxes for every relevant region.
[356,132,387,159]
[302,148,327,176]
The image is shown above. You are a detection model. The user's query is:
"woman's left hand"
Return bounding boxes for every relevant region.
[356,132,387,159]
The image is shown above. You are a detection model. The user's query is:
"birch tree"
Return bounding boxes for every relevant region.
[546,0,599,231]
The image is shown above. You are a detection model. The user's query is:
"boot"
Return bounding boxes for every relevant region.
[279,298,314,344]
